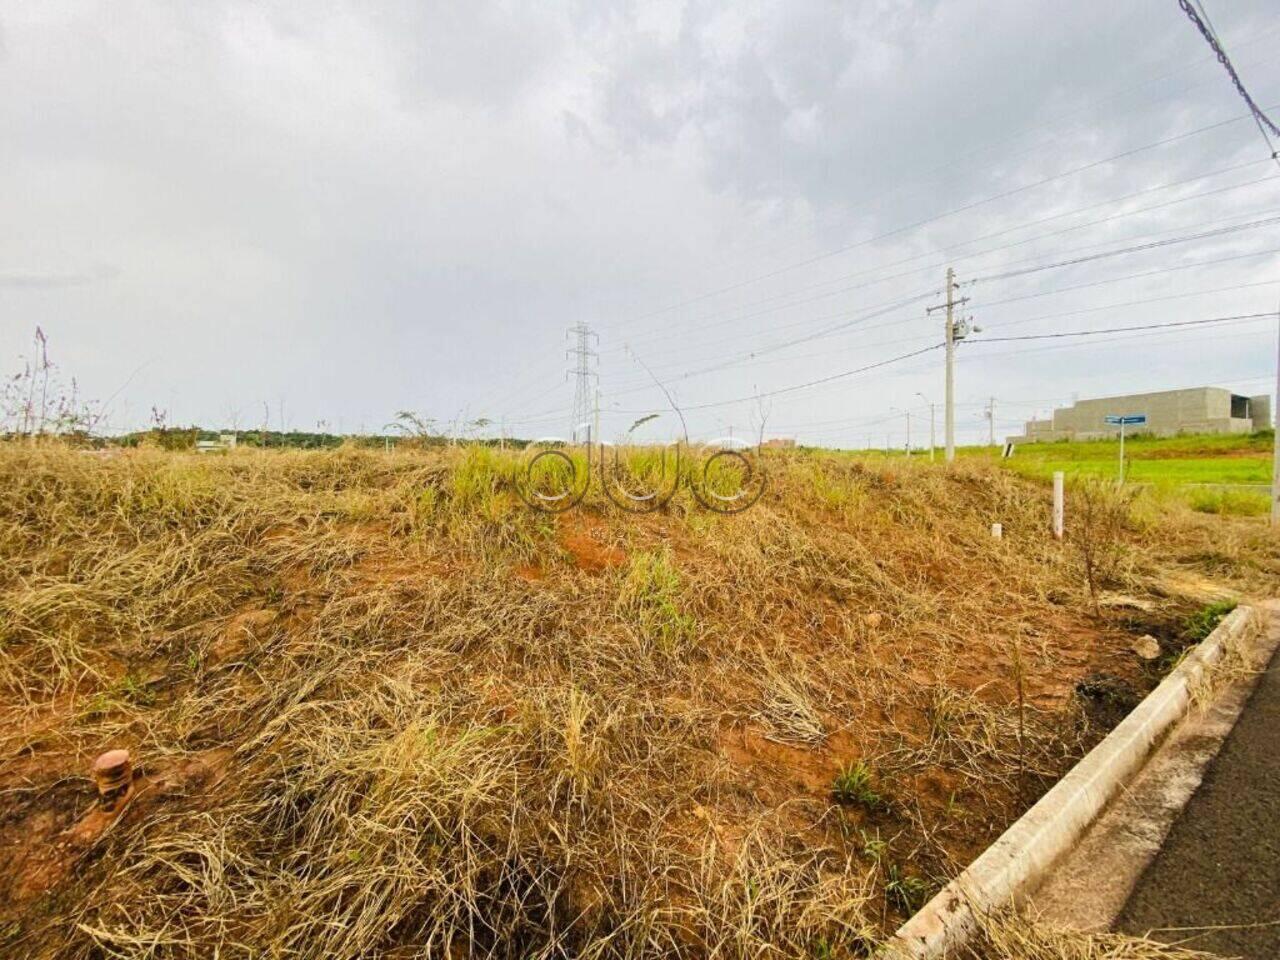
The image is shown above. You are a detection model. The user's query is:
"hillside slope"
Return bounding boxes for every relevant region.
[1,445,1276,958]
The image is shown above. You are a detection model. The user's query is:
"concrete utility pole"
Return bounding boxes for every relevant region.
[927,268,970,463]
[917,393,936,462]
[593,387,601,448]
[1272,308,1280,525]
[945,269,956,461]
[986,396,997,448]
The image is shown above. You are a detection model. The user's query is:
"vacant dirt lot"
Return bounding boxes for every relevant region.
[2,444,1276,958]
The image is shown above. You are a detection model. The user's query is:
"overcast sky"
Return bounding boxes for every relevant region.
[2,0,1279,447]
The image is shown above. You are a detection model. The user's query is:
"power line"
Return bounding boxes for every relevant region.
[966,213,1280,284]
[610,225,1280,391]
[612,312,1278,417]
[503,268,1280,429]
[969,246,1280,311]
[612,343,946,414]
[605,107,1274,331]
[977,278,1280,332]
[668,22,1280,299]
[604,164,1279,361]
[622,278,1280,381]
[605,289,938,395]
[974,311,1277,343]
[962,322,1274,365]
[1177,0,1280,167]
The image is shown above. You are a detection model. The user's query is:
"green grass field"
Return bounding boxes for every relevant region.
[1007,456,1271,485]
[992,430,1274,515]
[843,430,1275,516]
[994,431,1272,480]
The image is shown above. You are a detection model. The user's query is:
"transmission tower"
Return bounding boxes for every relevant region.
[566,322,598,442]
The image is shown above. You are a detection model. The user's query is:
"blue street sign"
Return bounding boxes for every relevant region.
[1104,414,1147,426]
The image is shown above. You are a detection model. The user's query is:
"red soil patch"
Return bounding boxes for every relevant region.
[1,746,233,908]
[514,563,545,582]
[557,517,627,572]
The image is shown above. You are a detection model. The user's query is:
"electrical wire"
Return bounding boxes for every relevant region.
[603,160,1278,355]
[1178,0,1280,167]
[966,214,1280,284]
[968,246,1280,312]
[974,311,1276,343]
[607,312,1277,417]
[603,107,1277,331]
[609,201,1280,382]
[622,278,1280,385]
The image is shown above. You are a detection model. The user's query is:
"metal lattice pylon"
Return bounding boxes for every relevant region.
[567,322,598,442]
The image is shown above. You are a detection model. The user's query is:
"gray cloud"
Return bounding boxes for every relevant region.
[0,266,117,289]
[1,0,1277,445]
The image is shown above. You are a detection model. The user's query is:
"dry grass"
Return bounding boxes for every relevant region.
[1,442,1276,959]
[969,911,1238,959]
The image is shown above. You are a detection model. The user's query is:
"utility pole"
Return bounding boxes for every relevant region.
[927,268,971,463]
[917,393,935,462]
[593,387,601,447]
[986,396,997,448]
[1271,307,1279,525]
[905,410,912,457]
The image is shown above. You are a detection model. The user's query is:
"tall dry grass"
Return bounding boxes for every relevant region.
[1,443,1274,958]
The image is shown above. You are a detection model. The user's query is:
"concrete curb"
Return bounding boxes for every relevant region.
[885,604,1265,959]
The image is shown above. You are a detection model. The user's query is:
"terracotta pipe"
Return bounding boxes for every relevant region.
[93,749,132,811]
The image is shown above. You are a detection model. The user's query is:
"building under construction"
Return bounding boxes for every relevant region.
[1007,386,1272,444]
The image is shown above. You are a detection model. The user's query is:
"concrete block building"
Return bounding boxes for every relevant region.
[1007,387,1272,444]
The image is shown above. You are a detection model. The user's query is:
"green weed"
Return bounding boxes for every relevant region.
[832,760,885,811]
[1182,599,1237,643]
[859,828,888,862]
[884,863,929,914]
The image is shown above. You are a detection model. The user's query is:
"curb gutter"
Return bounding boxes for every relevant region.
[885,604,1266,959]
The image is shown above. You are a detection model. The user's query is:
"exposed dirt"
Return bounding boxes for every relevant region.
[557,515,629,572]
[1,747,232,909]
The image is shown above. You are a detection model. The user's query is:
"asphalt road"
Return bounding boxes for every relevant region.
[1116,634,1280,959]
